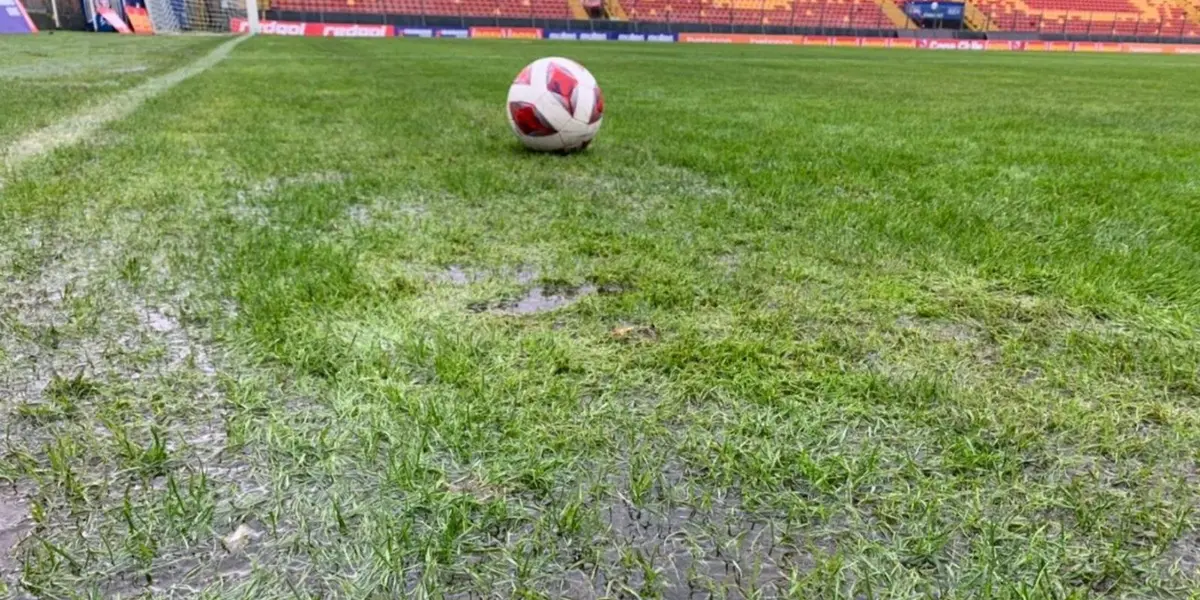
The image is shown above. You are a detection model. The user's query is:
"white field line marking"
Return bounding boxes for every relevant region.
[0,36,247,183]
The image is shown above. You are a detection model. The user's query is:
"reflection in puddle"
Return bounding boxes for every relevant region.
[439,266,539,286]
[469,282,625,315]
[473,284,598,315]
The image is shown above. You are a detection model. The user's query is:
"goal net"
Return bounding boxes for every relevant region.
[139,0,258,33]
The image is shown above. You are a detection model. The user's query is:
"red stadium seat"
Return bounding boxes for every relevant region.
[269,0,1200,37]
[968,0,1200,38]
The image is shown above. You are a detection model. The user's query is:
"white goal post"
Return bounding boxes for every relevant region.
[141,0,258,33]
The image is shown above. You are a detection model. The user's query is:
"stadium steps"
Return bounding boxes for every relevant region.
[1125,0,1163,20]
[568,0,589,18]
[963,1,996,29]
[875,0,915,27]
[1167,0,1200,26]
[605,0,629,18]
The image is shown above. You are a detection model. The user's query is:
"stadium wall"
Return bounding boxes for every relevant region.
[262,10,1200,45]
[232,17,1200,53]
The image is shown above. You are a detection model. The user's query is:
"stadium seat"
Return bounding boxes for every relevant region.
[969,0,1200,37]
[269,0,1200,36]
[271,0,570,18]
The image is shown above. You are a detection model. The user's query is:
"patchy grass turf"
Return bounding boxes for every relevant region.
[0,33,226,147]
[2,37,1200,599]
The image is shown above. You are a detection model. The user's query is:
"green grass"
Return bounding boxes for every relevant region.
[0,33,225,146]
[2,37,1200,599]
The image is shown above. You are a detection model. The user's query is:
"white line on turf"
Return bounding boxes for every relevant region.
[0,36,247,185]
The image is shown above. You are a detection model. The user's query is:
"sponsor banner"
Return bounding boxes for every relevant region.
[224,21,1200,55]
[1025,41,1072,52]
[619,32,676,41]
[917,39,984,50]
[230,18,391,37]
[679,33,802,44]
[542,30,674,42]
[0,0,37,34]
[677,33,737,43]
[1073,42,1119,53]
[470,26,542,39]
[232,17,305,35]
[681,34,914,48]
[1124,43,1167,53]
[316,22,392,37]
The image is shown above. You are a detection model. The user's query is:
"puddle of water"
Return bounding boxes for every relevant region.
[0,488,31,574]
[473,284,598,315]
[599,497,792,599]
[442,265,489,285]
[515,267,540,285]
[437,266,539,287]
[508,284,598,314]
[464,274,625,316]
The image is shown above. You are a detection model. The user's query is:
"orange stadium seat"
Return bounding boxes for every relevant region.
[624,0,892,27]
[269,0,1198,36]
[271,0,569,18]
[968,0,1200,37]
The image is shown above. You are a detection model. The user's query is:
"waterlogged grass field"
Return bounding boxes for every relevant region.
[0,34,225,147]
[2,36,1200,599]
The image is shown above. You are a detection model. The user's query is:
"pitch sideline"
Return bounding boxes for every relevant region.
[0,36,248,185]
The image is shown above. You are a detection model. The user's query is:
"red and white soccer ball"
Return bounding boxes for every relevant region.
[506,57,604,153]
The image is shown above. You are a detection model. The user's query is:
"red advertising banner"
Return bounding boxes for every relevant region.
[678,34,1199,55]
[677,33,800,44]
[1124,43,1167,53]
[223,20,1200,56]
[1073,42,1117,52]
[312,22,392,36]
[229,18,392,37]
[469,26,542,39]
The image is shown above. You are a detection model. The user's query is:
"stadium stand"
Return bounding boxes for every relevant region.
[270,0,573,19]
[600,0,895,26]
[967,0,1200,35]
[269,0,895,26]
[267,0,1200,35]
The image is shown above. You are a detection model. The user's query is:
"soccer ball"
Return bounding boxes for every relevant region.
[506,57,604,153]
